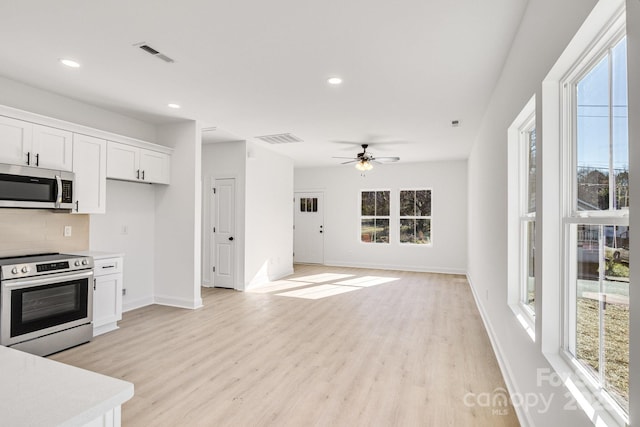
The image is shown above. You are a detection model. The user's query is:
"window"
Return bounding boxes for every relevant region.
[300,197,318,212]
[562,33,629,413]
[361,190,390,243]
[399,190,431,244]
[507,96,536,333]
[523,127,536,313]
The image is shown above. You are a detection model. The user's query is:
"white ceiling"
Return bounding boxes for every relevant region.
[0,0,528,167]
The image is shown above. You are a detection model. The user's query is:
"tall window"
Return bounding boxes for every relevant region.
[523,127,536,313]
[507,96,536,332]
[399,190,431,244]
[563,34,629,412]
[361,190,390,243]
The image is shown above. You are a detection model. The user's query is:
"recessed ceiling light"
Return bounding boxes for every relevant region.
[168,103,181,109]
[327,77,343,85]
[59,58,80,68]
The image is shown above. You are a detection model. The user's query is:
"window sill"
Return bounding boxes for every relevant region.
[542,351,629,427]
[508,303,535,341]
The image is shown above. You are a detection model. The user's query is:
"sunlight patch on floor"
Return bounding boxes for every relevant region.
[276,284,359,299]
[248,280,313,294]
[289,273,355,283]
[335,276,400,287]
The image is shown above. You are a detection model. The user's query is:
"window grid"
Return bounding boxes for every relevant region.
[360,190,390,243]
[399,189,432,245]
[561,31,629,413]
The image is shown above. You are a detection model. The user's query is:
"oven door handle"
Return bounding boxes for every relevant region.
[2,270,94,290]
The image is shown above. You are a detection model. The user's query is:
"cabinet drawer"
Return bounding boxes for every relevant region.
[94,257,123,277]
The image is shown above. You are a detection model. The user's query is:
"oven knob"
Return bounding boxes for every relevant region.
[82,259,88,266]
[21,266,29,274]
[11,267,18,275]
[74,260,81,266]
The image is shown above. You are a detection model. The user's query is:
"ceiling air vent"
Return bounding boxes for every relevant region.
[134,42,175,63]
[254,133,303,144]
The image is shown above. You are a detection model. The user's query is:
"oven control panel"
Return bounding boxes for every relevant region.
[37,261,70,273]
[0,255,94,280]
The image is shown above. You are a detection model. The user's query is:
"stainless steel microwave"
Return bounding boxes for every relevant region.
[0,163,74,210]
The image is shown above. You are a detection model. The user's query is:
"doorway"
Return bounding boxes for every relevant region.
[294,192,324,264]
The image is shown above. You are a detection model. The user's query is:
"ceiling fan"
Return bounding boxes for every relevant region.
[333,144,400,171]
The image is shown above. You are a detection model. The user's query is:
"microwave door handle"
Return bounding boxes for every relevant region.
[55,175,62,208]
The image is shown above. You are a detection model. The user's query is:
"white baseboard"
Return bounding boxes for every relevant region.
[154,295,203,310]
[93,322,119,337]
[466,273,533,427]
[245,267,296,291]
[123,296,154,313]
[323,260,466,275]
[270,267,294,281]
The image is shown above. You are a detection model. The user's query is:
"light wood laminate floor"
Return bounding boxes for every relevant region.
[52,265,519,426]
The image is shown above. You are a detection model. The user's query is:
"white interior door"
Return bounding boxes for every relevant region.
[213,178,235,288]
[294,192,324,264]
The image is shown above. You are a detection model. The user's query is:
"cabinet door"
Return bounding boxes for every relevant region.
[139,149,170,184]
[73,134,107,214]
[0,116,32,166]
[32,125,73,171]
[106,141,139,181]
[94,273,123,329]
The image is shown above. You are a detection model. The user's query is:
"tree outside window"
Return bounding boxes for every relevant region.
[399,190,431,244]
[361,191,390,243]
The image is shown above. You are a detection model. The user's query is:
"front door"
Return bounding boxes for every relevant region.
[213,178,235,288]
[294,192,324,264]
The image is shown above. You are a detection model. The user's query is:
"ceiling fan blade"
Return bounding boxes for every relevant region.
[372,156,400,163]
[332,156,358,159]
[341,160,358,165]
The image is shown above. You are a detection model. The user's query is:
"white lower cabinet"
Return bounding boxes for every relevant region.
[93,256,124,337]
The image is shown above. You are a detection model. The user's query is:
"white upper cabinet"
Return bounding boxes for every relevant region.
[139,149,170,184]
[72,134,107,214]
[106,141,138,181]
[0,116,32,166]
[107,141,170,184]
[32,125,73,171]
[0,116,72,171]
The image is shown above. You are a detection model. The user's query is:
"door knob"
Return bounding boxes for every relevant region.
[229,236,234,241]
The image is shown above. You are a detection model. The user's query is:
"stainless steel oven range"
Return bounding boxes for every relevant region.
[0,253,94,356]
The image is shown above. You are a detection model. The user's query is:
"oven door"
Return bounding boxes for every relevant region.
[1,270,93,346]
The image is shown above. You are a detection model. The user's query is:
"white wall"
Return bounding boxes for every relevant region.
[466,0,618,426]
[245,142,294,289]
[0,75,156,142]
[295,160,467,274]
[201,141,247,288]
[155,121,202,309]
[90,180,156,311]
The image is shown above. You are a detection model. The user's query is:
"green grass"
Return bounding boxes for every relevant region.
[576,298,629,410]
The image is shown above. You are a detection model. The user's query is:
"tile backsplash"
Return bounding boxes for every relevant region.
[0,209,89,257]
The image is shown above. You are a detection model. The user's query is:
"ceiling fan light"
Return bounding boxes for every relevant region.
[355,160,373,171]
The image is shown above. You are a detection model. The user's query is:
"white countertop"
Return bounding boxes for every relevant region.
[68,251,125,260]
[0,346,133,427]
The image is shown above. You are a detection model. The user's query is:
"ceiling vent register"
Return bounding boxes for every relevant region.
[134,42,175,63]
[254,133,303,144]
